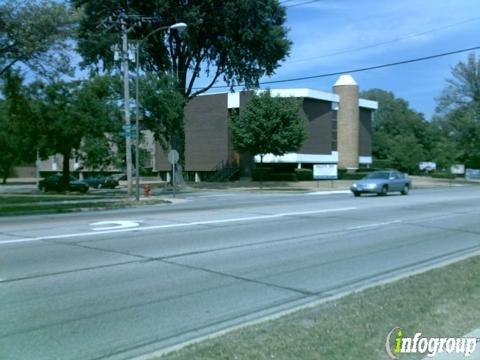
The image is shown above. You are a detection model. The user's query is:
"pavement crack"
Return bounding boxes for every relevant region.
[160,258,315,296]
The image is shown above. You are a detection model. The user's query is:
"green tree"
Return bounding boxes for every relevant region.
[435,53,480,168]
[0,0,74,77]
[72,0,291,99]
[230,91,306,166]
[0,71,37,183]
[72,0,291,165]
[139,74,185,150]
[31,76,120,188]
[361,89,435,172]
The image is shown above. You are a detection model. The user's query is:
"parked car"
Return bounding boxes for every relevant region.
[84,176,119,189]
[350,170,411,197]
[38,174,89,193]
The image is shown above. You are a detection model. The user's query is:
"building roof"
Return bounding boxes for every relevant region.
[201,87,378,110]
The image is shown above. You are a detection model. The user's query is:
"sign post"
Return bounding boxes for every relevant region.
[168,150,179,198]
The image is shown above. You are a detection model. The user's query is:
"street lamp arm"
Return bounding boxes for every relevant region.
[139,22,187,46]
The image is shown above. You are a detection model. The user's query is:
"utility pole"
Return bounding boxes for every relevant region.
[135,43,140,201]
[121,17,133,197]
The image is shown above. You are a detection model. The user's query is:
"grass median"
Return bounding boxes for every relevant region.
[0,194,168,216]
[162,256,480,360]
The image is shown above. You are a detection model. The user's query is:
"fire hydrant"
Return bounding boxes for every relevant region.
[143,184,151,197]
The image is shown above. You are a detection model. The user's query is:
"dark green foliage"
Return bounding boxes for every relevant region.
[294,168,313,181]
[434,53,480,169]
[139,74,185,150]
[30,76,121,186]
[361,89,436,173]
[71,0,291,99]
[430,172,456,179]
[0,0,74,77]
[0,72,36,183]
[251,168,297,182]
[337,171,370,180]
[230,91,307,165]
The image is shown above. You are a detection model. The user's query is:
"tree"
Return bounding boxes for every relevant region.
[230,91,306,166]
[139,74,185,150]
[434,53,480,168]
[72,0,291,165]
[360,89,435,172]
[31,76,120,188]
[0,71,37,183]
[72,0,291,99]
[0,0,74,77]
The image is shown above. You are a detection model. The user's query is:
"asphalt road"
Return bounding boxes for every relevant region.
[1,186,480,359]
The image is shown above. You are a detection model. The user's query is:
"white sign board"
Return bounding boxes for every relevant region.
[466,168,480,180]
[450,164,465,175]
[313,164,338,180]
[419,161,437,172]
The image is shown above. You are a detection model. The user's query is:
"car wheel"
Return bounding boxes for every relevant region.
[379,185,388,196]
[353,191,361,197]
[401,184,410,195]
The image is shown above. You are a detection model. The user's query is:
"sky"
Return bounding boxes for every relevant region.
[237,0,480,120]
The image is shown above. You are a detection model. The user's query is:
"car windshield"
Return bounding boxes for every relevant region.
[364,172,390,180]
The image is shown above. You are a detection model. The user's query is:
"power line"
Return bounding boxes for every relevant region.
[283,0,322,8]
[288,17,480,64]
[198,45,480,90]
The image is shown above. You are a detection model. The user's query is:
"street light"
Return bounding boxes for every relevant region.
[134,22,187,200]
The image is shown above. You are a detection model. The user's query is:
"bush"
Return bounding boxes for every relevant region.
[431,172,455,179]
[336,169,370,180]
[251,168,297,181]
[294,168,313,181]
[251,167,272,181]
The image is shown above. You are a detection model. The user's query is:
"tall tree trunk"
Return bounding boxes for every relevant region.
[61,149,71,191]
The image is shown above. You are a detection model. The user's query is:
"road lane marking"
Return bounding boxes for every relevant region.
[306,190,351,196]
[0,207,356,246]
[90,220,143,231]
[347,220,402,230]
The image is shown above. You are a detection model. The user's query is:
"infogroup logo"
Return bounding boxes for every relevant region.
[385,327,479,359]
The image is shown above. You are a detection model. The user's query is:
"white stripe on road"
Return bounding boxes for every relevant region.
[347,220,402,230]
[0,207,357,246]
[306,190,351,196]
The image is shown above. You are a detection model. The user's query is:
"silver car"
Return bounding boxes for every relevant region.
[350,170,411,197]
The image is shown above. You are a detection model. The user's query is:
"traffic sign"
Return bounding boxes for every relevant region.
[168,150,179,164]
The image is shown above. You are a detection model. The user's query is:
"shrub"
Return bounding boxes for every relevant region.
[431,172,455,179]
[294,168,313,181]
[251,168,297,181]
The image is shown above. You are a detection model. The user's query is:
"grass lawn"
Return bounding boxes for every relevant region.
[162,256,480,360]
[0,194,167,216]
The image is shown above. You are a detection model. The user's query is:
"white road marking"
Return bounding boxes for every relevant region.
[347,220,402,230]
[0,207,356,246]
[90,220,143,231]
[306,190,351,196]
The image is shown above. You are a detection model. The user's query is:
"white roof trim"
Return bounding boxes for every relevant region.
[254,152,339,164]
[199,88,378,110]
[265,89,340,103]
[359,99,378,110]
